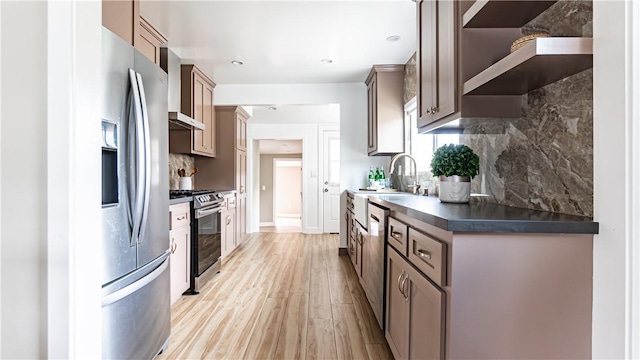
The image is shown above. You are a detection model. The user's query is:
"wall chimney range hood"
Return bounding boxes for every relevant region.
[168,112,205,130]
[160,48,206,131]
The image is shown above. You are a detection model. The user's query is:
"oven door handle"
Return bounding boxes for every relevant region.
[196,206,222,219]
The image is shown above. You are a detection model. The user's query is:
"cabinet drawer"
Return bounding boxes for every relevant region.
[169,202,191,230]
[408,228,447,287]
[387,217,408,256]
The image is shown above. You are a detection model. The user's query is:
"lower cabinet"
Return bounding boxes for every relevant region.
[386,245,445,360]
[221,195,237,259]
[169,202,191,305]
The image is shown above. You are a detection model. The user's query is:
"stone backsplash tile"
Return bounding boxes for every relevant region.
[461,0,593,217]
[404,53,417,105]
[169,153,195,190]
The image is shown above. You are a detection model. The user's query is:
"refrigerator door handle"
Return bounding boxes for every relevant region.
[102,256,169,307]
[128,69,145,247]
[135,72,152,244]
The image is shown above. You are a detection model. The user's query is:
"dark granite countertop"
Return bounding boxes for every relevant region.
[169,196,192,206]
[368,194,599,234]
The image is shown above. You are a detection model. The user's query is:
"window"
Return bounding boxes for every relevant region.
[404,101,459,174]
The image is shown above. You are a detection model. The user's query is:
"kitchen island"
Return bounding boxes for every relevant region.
[356,193,597,359]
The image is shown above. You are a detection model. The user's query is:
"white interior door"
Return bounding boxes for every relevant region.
[322,130,340,233]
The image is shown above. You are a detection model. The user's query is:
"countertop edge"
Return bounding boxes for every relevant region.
[368,196,599,235]
[169,196,193,206]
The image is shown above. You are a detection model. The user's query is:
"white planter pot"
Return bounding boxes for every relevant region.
[439,176,470,203]
[179,177,192,190]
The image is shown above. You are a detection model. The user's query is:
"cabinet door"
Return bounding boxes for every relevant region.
[417,0,456,127]
[137,16,167,65]
[236,114,247,152]
[367,206,387,329]
[237,195,246,246]
[192,76,214,156]
[102,0,139,46]
[170,226,190,304]
[367,77,378,154]
[386,247,410,360]
[406,262,445,360]
[236,150,247,196]
[358,225,367,283]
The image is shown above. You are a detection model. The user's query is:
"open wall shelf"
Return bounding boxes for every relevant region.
[463,37,593,96]
[463,0,558,28]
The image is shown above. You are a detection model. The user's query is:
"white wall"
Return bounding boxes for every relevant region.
[1,2,102,358]
[216,83,389,245]
[592,0,638,357]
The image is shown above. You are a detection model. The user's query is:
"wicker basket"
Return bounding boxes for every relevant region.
[510,33,551,53]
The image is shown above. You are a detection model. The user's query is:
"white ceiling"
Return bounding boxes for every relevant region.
[141,1,416,84]
[259,139,303,154]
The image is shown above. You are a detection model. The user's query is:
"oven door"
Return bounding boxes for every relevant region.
[195,205,222,276]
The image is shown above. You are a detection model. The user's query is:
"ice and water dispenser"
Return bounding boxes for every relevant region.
[102,120,119,206]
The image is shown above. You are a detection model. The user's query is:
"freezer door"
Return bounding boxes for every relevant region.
[134,50,170,267]
[102,256,170,359]
[101,27,137,284]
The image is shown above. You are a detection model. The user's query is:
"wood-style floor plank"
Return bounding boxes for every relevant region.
[306,318,338,360]
[157,231,392,360]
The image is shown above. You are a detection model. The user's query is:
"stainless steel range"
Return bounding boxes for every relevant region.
[170,189,233,294]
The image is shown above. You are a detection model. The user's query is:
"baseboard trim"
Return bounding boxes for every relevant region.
[259,222,275,227]
[338,247,349,256]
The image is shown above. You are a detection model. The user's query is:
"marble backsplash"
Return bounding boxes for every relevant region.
[461,0,593,217]
[404,53,417,105]
[169,153,195,190]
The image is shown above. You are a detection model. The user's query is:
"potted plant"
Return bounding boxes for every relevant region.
[430,144,479,203]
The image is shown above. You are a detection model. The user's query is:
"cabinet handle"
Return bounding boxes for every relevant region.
[240,186,245,194]
[170,241,177,254]
[390,231,403,241]
[417,249,432,260]
[370,214,379,222]
[176,215,187,221]
[226,215,231,226]
[397,271,405,295]
[401,274,409,301]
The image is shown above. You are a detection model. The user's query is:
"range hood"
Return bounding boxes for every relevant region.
[160,48,205,131]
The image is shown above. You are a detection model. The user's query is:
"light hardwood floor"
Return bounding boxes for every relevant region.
[158,232,393,359]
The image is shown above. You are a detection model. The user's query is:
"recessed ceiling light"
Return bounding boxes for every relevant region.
[321,59,333,64]
[269,106,277,110]
[386,35,401,42]
[282,144,288,147]
[231,60,244,65]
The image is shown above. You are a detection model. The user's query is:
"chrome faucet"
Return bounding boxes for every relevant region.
[388,153,419,194]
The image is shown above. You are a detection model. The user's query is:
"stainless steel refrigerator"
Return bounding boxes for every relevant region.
[101,27,170,359]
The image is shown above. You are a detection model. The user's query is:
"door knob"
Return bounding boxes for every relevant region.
[324,189,329,192]
[324,181,328,185]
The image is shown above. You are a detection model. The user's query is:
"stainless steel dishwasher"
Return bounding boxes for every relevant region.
[366,203,389,330]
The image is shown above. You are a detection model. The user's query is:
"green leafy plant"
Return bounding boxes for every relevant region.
[430,144,479,179]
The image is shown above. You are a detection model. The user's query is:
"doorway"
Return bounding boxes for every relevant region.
[273,159,302,229]
[257,139,303,233]
[321,129,340,233]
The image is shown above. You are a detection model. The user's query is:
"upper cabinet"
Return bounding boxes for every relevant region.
[102,1,167,66]
[416,0,593,132]
[137,15,168,66]
[169,65,216,157]
[366,65,405,156]
[102,0,139,46]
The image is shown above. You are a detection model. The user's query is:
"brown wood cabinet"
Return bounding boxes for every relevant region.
[137,15,167,66]
[381,208,593,359]
[365,65,405,156]
[417,0,456,128]
[102,1,167,66]
[416,0,520,132]
[102,0,139,46]
[195,106,250,245]
[386,246,445,360]
[169,202,191,305]
[170,65,216,157]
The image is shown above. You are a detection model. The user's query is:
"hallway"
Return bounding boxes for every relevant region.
[158,232,393,359]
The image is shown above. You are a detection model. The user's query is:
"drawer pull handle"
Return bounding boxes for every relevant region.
[370,214,379,222]
[176,215,187,221]
[391,231,403,241]
[417,249,432,260]
[170,241,177,254]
